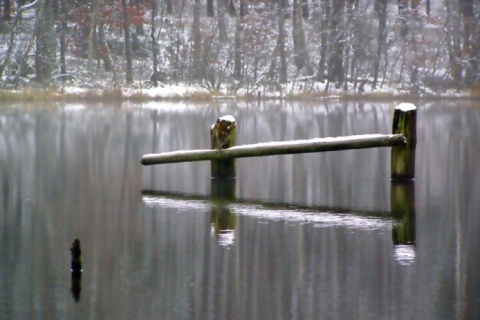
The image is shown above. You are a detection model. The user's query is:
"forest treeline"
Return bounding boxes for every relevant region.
[0,0,479,94]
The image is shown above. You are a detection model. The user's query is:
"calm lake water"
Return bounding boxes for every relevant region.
[0,99,479,319]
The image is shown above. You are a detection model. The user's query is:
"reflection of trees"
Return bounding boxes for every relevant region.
[1,101,480,318]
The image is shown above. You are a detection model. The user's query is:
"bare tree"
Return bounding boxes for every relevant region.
[445,0,463,83]
[59,0,67,79]
[0,0,38,80]
[2,0,12,19]
[35,0,57,83]
[207,0,214,17]
[460,0,479,84]
[122,0,133,83]
[372,0,387,89]
[269,0,288,83]
[192,0,202,80]
[301,0,309,19]
[328,0,345,86]
[317,0,330,82]
[233,0,245,79]
[98,18,113,71]
[87,0,99,75]
[150,0,159,86]
[398,0,409,38]
[345,0,360,89]
[292,0,309,72]
[166,0,173,14]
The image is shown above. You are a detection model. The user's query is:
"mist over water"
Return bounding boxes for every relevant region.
[0,100,479,319]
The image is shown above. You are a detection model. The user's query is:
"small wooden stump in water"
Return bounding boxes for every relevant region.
[70,239,82,301]
[391,103,417,180]
[70,239,82,277]
[210,115,237,178]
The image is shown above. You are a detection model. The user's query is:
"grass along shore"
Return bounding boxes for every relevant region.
[1,81,479,104]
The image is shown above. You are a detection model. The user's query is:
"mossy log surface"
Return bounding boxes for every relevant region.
[141,134,406,165]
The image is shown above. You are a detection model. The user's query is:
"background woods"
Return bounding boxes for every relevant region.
[0,0,479,93]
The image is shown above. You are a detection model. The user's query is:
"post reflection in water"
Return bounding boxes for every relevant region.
[145,182,415,258]
[391,181,416,265]
[210,178,237,246]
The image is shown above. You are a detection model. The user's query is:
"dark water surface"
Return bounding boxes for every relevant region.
[0,100,479,319]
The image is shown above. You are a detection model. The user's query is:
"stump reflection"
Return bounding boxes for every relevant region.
[210,178,237,246]
[391,182,416,265]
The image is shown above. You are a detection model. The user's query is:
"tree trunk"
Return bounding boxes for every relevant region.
[87,0,99,75]
[317,0,330,82]
[3,0,12,19]
[445,0,462,83]
[59,0,67,77]
[35,0,56,83]
[134,0,144,35]
[228,0,236,16]
[192,0,202,81]
[217,0,227,41]
[278,12,288,83]
[460,0,478,84]
[233,7,243,80]
[150,0,158,85]
[372,0,387,89]
[345,0,359,89]
[328,0,345,86]
[122,0,133,83]
[0,0,38,80]
[267,0,288,83]
[292,0,308,71]
[239,0,246,17]
[166,0,173,14]
[398,0,409,38]
[98,21,113,71]
[301,0,309,19]
[207,0,214,17]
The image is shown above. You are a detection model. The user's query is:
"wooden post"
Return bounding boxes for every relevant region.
[210,115,237,178]
[391,103,417,180]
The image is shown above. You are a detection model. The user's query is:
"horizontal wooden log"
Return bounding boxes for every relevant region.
[141,134,406,166]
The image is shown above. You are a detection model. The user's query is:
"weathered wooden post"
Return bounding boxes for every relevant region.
[391,103,417,180]
[210,115,237,178]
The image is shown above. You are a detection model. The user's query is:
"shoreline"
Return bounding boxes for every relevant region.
[1,84,479,104]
